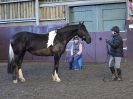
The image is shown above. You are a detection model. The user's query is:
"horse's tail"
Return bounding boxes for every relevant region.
[7,42,15,74]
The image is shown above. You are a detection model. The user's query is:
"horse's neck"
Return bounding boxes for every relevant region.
[57,25,78,45]
[63,30,77,45]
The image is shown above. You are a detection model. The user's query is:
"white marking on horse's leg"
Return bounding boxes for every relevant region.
[13,80,18,84]
[52,74,56,81]
[53,70,61,82]
[18,69,26,82]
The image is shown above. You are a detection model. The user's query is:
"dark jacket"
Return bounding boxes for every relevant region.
[108,33,123,57]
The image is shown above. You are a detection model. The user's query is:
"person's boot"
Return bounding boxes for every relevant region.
[109,67,117,81]
[117,68,122,81]
[69,62,73,70]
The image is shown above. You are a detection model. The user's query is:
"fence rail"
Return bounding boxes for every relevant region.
[0,0,32,4]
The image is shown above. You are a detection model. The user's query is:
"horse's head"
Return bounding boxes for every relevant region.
[77,22,91,44]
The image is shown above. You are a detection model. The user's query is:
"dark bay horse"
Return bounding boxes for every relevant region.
[8,22,91,83]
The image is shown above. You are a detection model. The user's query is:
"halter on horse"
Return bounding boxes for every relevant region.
[7,22,91,83]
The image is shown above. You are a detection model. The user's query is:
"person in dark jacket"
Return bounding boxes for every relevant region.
[107,26,123,81]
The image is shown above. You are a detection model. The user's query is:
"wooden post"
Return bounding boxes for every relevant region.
[31,1,34,18]
[0,4,2,20]
[35,0,39,25]
[13,2,15,19]
[43,7,46,19]
[26,2,29,18]
[50,7,52,20]
[15,3,17,19]
[4,4,7,20]
[20,2,23,18]
[24,2,26,18]
[29,1,32,18]
[59,6,62,19]
[10,3,12,19]
[47,7,50,19]
[18,2,20,18]
[55,6,57,19]
[53,6,56,19]
[65,5,69,23]
[45,7,48,19]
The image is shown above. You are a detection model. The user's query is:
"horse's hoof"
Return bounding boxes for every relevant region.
[55,79,61,82]
[19,77,26,82]
[52,75,56,81]
[13,80,18,84]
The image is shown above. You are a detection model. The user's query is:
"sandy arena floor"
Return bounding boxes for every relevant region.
[0,62,133,99]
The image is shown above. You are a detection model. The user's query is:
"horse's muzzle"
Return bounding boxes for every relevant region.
[86,38,91,44]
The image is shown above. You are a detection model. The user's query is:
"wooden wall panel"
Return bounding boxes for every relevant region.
[40,5,66,20]
[0,1,35,20]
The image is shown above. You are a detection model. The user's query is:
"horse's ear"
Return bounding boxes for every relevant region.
[79,21,84,25]
[82,21,84,25]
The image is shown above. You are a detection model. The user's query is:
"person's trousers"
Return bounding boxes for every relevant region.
[69,55,82,70]
[108,55,122,79]
[109,55,122,69]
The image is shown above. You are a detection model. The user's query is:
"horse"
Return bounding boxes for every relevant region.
[7,22,91,83]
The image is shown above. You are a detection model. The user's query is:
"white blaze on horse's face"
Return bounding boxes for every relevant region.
[47,30,57,48]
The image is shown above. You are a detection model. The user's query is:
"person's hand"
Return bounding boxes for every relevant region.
[73,54,78,57]
[106,39,110,43]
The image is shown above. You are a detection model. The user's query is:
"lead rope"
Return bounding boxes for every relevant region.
[103,40,110,82]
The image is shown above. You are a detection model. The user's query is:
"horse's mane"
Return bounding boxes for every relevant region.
[57,24,79,33]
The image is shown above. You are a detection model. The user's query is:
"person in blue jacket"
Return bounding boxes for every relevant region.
[107,26,123,81]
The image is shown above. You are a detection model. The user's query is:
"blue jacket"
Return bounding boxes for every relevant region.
[108,33,123,57]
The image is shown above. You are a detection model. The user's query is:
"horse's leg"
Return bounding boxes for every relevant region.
[13,64,25,83]
[12,54,19,83]
[52,54,61,82]
[12,66,18,83]
[18,67,25,82]
[16,53,26,82]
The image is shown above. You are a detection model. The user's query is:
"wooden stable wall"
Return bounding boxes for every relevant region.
[0,0,126,26]
[0,0,35,22]
[40,5,66,21]
[0,0,67,25]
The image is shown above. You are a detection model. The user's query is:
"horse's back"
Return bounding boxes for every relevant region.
[11,32,29,42]
[11,32,48,43]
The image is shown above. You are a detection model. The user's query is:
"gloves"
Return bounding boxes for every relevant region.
[72,54,78,57]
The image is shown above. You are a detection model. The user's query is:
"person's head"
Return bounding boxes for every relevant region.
[111,26,120,35]
[73,36,79,44]
[129,0,132,3]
